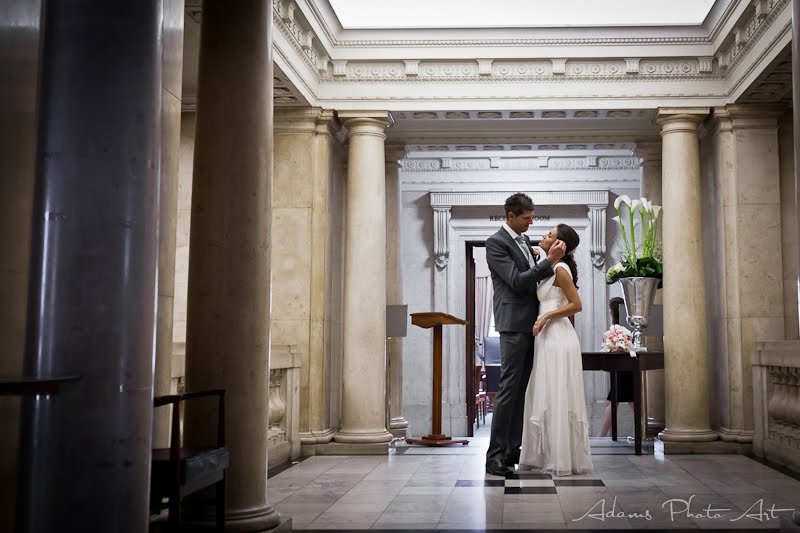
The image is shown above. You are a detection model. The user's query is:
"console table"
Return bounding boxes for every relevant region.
[581,351,664,455]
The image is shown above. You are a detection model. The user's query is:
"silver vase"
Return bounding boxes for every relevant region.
[618,276,660,351]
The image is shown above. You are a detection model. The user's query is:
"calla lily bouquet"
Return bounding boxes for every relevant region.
[606,195,663,284]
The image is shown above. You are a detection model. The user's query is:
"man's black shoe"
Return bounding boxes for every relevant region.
[505,454,520,468]
[486,461,512,477]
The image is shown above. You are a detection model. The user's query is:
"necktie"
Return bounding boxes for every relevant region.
[515,235,534,267]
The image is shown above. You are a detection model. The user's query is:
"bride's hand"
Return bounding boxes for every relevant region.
[533,317,549,336]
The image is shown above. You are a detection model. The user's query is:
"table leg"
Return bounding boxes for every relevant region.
[634,363,642,455]
[611,371,618,441]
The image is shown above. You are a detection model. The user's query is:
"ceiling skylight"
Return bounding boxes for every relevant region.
[329,0,717,29]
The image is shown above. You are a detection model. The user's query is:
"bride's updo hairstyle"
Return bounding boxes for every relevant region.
[556,224,580,288]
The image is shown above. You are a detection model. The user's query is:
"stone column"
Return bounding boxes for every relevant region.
[385,144,409,438]
[709,105,785,444]
[656,109,718,449]
[794,0,800,336]
[183,1,280,530]
[0,1,40,529]
[274,108,341,452]
[19,2,162,531]
[152,0,185,449]
[333,111,393,449]
[634,141,665,435]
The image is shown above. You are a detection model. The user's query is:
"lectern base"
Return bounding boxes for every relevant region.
[406,434,468,447]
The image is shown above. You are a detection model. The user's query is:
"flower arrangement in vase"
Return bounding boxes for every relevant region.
[605,195,662,285]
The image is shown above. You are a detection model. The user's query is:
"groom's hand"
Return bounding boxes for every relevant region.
[546,239,566,264]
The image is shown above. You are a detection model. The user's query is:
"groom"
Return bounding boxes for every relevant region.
[485,193,565,476]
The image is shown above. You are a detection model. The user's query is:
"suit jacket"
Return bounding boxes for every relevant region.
[486,228,555,333]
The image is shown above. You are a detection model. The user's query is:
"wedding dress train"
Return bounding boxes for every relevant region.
[519,262,593,476]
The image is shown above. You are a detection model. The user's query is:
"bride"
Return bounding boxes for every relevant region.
[519,223,593,475]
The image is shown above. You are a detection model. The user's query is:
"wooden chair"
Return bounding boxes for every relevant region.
[151,390,229,532]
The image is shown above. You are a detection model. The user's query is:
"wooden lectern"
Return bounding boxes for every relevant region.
[407,312,469,446]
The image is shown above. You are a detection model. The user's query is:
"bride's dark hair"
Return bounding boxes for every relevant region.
[556,224,580,288]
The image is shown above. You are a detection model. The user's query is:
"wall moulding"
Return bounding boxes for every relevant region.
[402,156,639,172]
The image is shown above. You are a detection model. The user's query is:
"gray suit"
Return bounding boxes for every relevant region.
[485,227,554,467]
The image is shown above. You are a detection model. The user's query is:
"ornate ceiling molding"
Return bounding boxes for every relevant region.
[403,156,639,172]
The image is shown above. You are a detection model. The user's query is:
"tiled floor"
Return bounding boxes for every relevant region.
[269,419,800,531]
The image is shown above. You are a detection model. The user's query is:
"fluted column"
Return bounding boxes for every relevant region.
[656,109,718,447]
[334,111,393,447]
[385,144,409,438]
[183,1,280,530]
[634,141,665,435]
[19,2,162,531]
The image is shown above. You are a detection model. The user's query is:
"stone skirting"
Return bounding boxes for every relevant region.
[753,341,800,473]
[268,344,303,469]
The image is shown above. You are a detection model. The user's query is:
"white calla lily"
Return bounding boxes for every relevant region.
[613,195,631,210]
[606,196,663,285]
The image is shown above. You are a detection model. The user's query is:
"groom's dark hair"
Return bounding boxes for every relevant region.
[504,193,534,216]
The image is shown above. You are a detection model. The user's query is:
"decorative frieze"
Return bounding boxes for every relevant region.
[320,58,719,83]
[402,156,638,172]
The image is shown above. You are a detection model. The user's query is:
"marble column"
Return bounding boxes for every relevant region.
[183,1,280,530]
[708,105,785,444]
[0,1,40,529]
[333,111,393,448]
[656,109,718,448]
[634,141,665,435]
[385,144,409,438]
[152,0,185,449]
[19,2,162,531]
[274,108,341,451]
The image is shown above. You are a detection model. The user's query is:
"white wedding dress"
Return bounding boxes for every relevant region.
[519,262,593,475]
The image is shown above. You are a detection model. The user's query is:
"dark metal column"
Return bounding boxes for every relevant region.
[793,0,800,328]
[19,2,162,532]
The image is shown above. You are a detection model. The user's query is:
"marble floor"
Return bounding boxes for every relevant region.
[269,419,800,531]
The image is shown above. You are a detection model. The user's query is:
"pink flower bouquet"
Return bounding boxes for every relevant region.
[602,324,633,352]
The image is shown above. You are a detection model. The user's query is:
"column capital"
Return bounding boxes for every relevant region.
[274,107,340,135]
[339,111,393,134]
[385,144,407,166]
[657,107,709,135]
[633,141,662,163]
[711,104,784,130]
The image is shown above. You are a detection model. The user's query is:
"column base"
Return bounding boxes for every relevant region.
[389,417,409,439]
[182,504,283,532]
[656,438,750,455]
[717,427,754,443]
[658,427,718,442]
[299,428,335,445]
[314,441,390,455]
[333,428,392,444]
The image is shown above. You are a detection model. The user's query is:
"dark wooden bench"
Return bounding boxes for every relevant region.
[151,390,228,532]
